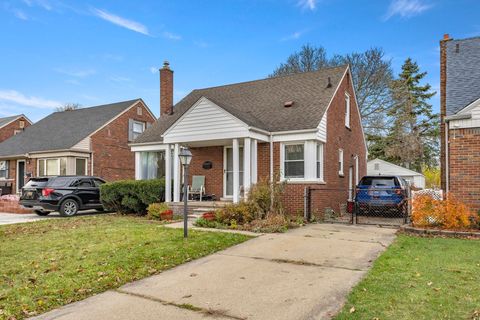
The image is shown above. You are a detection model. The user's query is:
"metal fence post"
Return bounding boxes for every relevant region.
[304,187,311,221]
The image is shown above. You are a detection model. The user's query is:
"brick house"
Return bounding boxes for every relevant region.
[440,34,480,210]
[131,62,367,215]
[0,99,155,194]
[0,114,32,143]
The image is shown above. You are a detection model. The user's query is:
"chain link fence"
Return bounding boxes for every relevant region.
[305,186,412,226]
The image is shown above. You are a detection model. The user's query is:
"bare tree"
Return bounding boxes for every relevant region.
[56,103,81,112]
[270,46,394,136]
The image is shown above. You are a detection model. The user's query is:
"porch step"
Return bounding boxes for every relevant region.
[188,208,217,220]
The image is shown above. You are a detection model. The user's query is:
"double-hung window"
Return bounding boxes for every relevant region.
[284,144,304,179]
[75,158,87,175]
[0,161,9,179]
[316,143,324,181]
[132,121,145,140]
[338,149,344,176]
[345,93,351,128]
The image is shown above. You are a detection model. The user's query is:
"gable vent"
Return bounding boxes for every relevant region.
[326,77,332,88]
[284,101,294,108]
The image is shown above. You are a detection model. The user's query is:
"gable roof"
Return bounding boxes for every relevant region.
[0,114,31,129]
[0,99,141,158]
[135,65,348,144]
[446,36,480,115]
[367,158,424,177]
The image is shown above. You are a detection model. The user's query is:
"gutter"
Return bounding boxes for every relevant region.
[444,113,472,121]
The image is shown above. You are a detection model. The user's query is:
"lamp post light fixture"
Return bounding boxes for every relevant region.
[178,147,192,238]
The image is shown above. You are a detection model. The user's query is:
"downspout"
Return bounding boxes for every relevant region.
[269,133,274,212]
[445,121,449,193]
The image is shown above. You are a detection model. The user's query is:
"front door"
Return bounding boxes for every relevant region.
[17,160,25,193]
[224,147,244,197]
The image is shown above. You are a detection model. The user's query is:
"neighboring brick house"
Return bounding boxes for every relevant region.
[131,62,367,215]
[0,99,155,194]
[0,114,32,143]
[440,34,480,210]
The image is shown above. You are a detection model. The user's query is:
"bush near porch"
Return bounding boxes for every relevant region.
[100,179,165,215]
[194,177,305,233]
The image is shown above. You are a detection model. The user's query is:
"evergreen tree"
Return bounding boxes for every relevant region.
[383,58,438,171]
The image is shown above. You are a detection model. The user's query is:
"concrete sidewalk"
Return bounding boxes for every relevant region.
[31,223,397,320]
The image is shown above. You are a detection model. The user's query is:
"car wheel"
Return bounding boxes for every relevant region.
[34,209,50,216]
[59,199,79,217]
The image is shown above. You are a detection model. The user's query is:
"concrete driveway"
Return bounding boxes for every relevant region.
[31,223,397,320]
[0,210,102,226]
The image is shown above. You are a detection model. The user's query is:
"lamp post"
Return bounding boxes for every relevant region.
[178,147,192,238]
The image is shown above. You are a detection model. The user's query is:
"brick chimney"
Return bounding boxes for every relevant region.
[160,61,173,116]
[440,34,451,191]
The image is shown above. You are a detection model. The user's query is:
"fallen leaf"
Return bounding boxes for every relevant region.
[427,282,433,286]
[350,306,356,314]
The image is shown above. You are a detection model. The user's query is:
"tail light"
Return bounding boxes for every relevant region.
[42,188,55,197]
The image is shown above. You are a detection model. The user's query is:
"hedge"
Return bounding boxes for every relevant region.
[100,179,165,215]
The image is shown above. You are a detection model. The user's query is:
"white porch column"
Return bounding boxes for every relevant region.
[251,139,258,184]
[165,145,172,203]
[173,143,181,202]
[243,138,251,197]
[233,138,240,203]
[134,152,141,180]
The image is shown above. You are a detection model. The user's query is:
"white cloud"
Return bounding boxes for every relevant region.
[162,31,181,40]
[0,90,62,109]
[22,0,52,11]
[298,0,317,10]
[194,40,209,48]
[13,9,28,20]
[384,0,432,20]
[149,66,158,74]
[55,68,96,78]
[281,30,305,41]
[109,76,131,82]
[92,8,149,35]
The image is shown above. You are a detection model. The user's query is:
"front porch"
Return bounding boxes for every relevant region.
[133,137,266,204]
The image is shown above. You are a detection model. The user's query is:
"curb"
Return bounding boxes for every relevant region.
[400,225,480,238]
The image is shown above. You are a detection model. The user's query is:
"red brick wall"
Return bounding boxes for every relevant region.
[91,101,156,182]
[0,116,31,143]
[256,71,367,215]
[188,146,224,198]
[447,128,480,210]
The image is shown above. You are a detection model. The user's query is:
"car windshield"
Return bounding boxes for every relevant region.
[23,178,49,188]
[359,177,399,187]
[48,177,74,188]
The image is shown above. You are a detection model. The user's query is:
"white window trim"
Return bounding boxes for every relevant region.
[316,142,325,183]
[280,142,306,181]
[37,158,66,176]
[338,149,344,176]
[132,120,146,139]
[280,141,325,183]
[345,93,351,128]
[75,158,88,175]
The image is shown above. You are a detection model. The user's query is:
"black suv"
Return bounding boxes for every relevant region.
[20,176,106,217]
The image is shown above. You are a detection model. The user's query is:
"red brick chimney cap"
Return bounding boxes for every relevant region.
[443,34,450,40]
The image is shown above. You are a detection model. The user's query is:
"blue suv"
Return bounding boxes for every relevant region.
[355,176,409,216]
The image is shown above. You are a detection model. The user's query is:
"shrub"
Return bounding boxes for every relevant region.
[247,176,286,219]
[194,217,226,229]
[100,179,165,215]
[147,203,170,220]
[217,202,256,225]
[412,193,478,230]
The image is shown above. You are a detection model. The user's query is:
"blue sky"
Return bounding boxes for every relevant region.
[0,0,478,121]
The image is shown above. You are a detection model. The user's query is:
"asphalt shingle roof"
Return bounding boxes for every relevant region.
[135,65,348,144]
[446,36,480,115]
[0,115,24,129]
[0,99,140,157]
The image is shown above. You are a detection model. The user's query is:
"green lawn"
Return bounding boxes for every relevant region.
[335,235,480,320]
[0,215,250,319]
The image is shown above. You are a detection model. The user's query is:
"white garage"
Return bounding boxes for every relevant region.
[367,158,426,189]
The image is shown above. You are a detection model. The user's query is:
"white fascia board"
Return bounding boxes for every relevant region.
[131,144,169,152]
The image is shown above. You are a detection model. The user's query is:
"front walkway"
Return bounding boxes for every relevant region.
[31,224,397,320]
